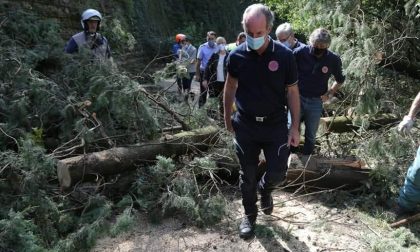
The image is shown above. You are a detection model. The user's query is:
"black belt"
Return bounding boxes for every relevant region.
[237,110,284,123]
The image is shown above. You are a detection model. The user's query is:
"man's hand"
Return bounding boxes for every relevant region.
[288,127,300,147]
[202,80,208,89]
[225,119,234,133]
[194,74,200,81]
[398,115,414,134]
[321,90,332,103]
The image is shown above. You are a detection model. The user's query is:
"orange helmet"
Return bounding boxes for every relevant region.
[175,33,186,43]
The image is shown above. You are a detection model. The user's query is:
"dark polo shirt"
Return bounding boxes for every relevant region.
[292,40,305,51]
[293,45,345,97]
[227,38,298,122]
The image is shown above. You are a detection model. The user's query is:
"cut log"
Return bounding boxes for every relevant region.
[215,153,371,189]
[57,126,220,190]
[319,114,400,133]
[284,154,370,188]
[390,212,420,228]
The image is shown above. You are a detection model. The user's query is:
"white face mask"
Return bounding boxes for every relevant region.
[246,35,265,50]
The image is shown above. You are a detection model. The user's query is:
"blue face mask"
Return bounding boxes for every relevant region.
[281,41,291,49]
[246,35,265,50]
[208,40,215,48]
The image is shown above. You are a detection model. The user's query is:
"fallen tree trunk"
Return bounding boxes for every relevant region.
[57,126,220,190]
[284,154,370,188]
[390,212,420,228]
[215,153,370,188]
[319,114,400,133]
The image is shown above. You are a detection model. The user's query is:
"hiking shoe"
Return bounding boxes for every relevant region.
[260,193,273,215]
[239,215,256,239]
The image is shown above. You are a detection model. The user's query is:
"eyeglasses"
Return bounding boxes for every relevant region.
[278,33,291,43]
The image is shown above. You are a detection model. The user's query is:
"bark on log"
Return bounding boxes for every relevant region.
[319,114,400,133]
[215,153,370,189]
[390,212,420,228]
[284,154,370,188]
[57,126,220,190]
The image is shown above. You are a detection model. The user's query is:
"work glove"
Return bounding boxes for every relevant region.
[397,115,414,134]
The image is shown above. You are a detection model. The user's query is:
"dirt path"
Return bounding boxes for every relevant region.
[93,189,379,252]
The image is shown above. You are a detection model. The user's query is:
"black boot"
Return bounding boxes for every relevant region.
[260,192,273,215]
[239,215,257,239]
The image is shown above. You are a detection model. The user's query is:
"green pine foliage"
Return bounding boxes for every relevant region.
[131,156,227,227]
[0,4,160,152]
[0,139,62,251]
[358,129,416,202]
[110,208,135,237]
[160,157,227,227]
[0,4,171,251]
[266,0,419,117]
[0,210,43,252]
[265,0,420,204]
[369,227,420,251]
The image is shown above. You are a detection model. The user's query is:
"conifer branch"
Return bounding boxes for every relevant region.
[139,88,191,131]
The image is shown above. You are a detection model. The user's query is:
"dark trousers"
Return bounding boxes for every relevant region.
[176,77,182,93]
[181,72,195,92]
[232,115,289,216]
[208,81,224,119]
[198,71,207,107]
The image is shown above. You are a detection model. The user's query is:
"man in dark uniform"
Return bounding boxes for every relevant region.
[275,22,304,51]
[293,28,345,155]
[224,3,300,239]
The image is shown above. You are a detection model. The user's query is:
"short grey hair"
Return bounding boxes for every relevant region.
[242,4,275,31]
[309,28,331,46]
[216,36,226,44]
[275,22,293,38]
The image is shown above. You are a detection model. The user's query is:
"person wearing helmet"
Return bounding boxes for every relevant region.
[173,33,186,59]
[172,33,186,93]
[64,8,111,60]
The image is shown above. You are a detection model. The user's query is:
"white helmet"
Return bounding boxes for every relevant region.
[81,9,102,30]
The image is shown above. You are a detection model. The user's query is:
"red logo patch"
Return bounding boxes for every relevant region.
[322,66,329,73]
[268,60,279,71]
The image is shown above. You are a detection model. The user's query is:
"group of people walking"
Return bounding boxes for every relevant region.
[172,31,236,120]
[65,5,419,240]
[171,3,346,239]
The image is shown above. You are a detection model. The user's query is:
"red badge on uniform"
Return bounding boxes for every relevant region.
[268,60,279,71]
[322,66,329,73]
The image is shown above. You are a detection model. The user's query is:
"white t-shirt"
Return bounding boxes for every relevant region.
[216,54,226,82]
